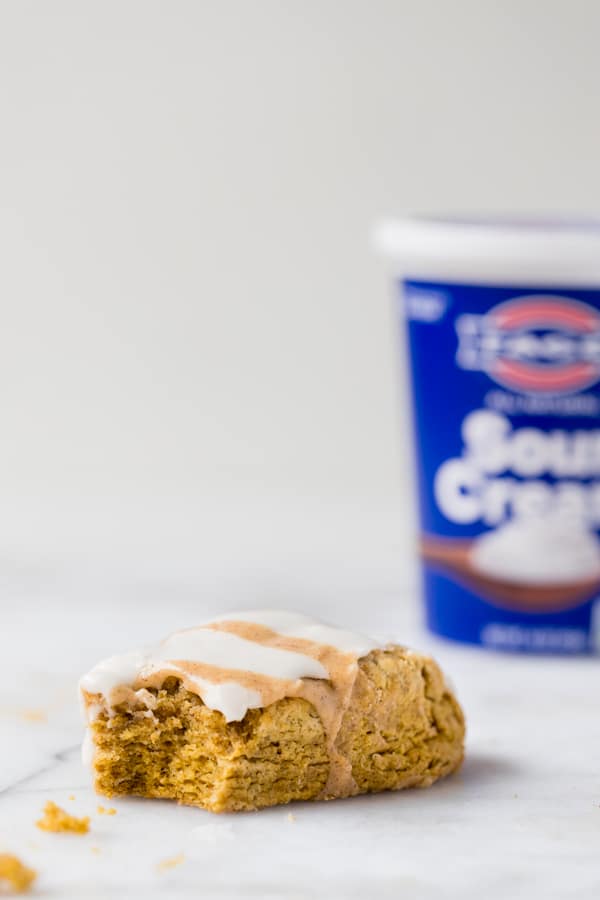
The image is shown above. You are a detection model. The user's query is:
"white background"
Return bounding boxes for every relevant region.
[1,6,600,898]
[1,0,599,574]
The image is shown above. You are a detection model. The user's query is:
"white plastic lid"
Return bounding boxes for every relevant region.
[374,215,600,286]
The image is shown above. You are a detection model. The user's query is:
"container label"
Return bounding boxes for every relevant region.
[402,279,600,653]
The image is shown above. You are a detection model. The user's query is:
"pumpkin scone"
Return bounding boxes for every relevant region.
[80,610,464,812]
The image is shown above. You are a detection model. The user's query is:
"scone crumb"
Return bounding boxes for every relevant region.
[36,801,90,834]
[157,853,185,872]
[286,812,296,823]
[68,795,76,801]
[0,854,37,893]
[97,805,116,816]
[20,709,46,723]
[91,846,101,855]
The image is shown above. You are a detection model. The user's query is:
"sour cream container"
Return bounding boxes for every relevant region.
[375,216,600,653]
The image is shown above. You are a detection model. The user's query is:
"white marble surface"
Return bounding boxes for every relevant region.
[1,558,599,900]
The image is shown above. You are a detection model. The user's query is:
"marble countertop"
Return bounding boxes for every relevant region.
[1,558,599,900]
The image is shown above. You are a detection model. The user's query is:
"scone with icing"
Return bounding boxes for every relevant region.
[80,611,464,812]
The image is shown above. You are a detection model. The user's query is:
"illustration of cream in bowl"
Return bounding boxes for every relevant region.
[421,513,600,613]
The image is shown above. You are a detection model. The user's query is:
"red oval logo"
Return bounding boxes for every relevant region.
[456,295,600,395]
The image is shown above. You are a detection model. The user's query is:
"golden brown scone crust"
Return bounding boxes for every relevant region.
[88,647,464,812]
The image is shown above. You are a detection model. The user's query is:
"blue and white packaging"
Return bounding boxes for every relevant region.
[376,217,600,653]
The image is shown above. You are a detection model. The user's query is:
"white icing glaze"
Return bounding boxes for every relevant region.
[79,609,382,724]
[164,666,264,721]
[81,727,95,769]
[154,628,328,680]
[80,649,147,697]
[210,609,380,658]
[84,702,104,723]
